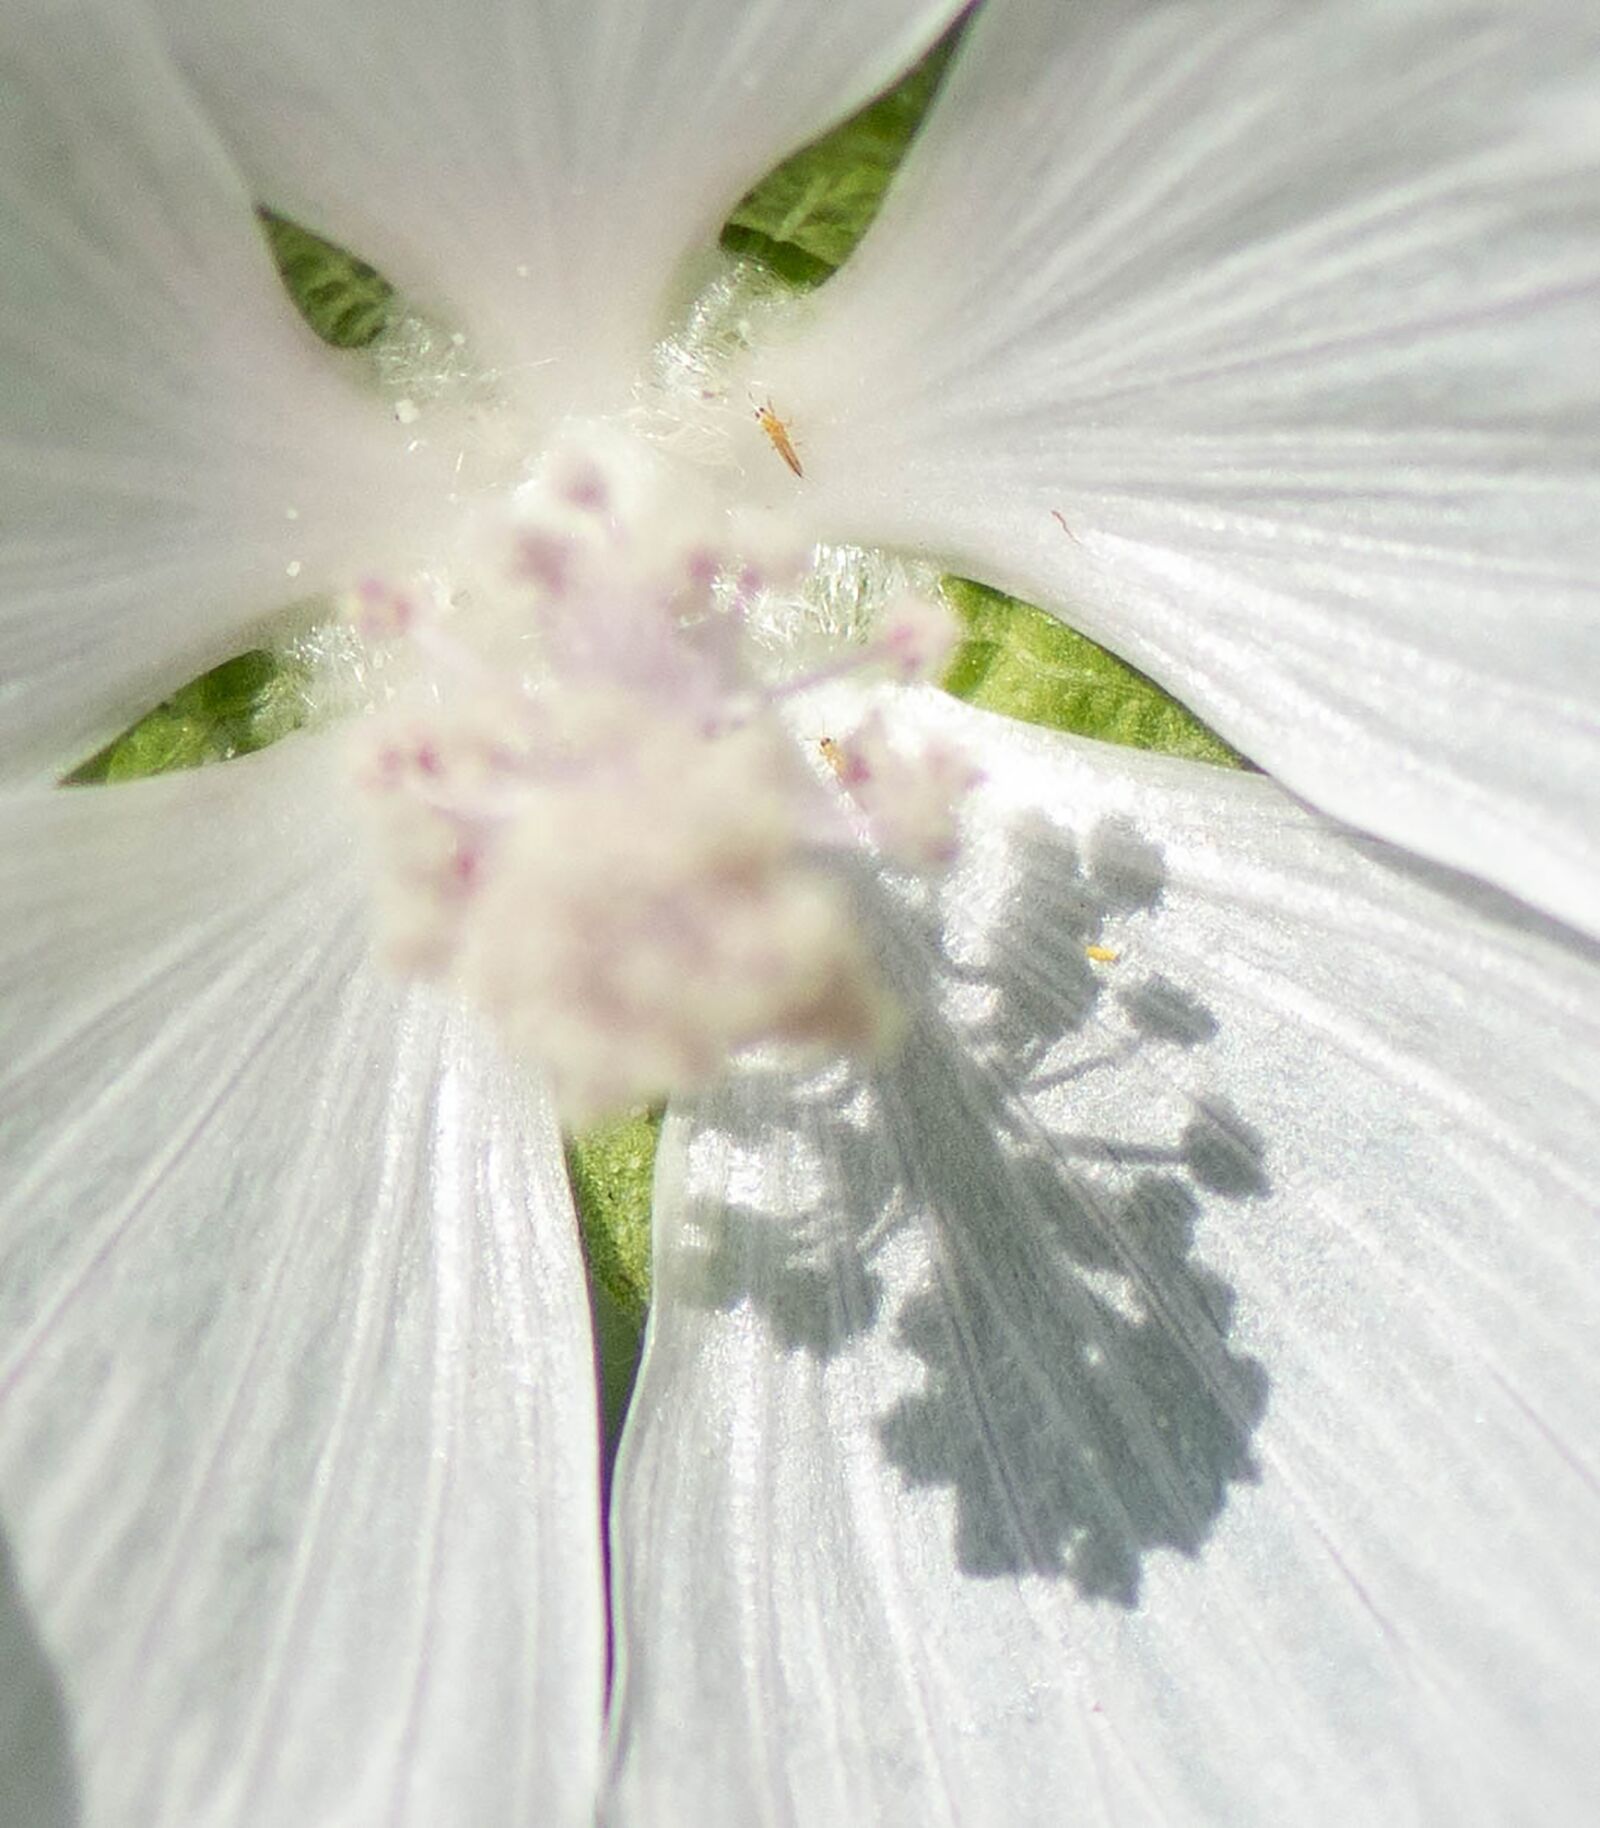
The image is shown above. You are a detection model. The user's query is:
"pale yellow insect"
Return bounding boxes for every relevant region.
[755,399,804,478]
[818,735,845,774]
[1085,945,1120,964]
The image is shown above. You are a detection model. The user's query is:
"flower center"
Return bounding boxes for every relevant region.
[345,420,976,1122]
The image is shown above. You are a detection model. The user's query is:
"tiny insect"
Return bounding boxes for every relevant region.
[817,736,868,786]
[754,399,804,478]
[1085,944,1120,964]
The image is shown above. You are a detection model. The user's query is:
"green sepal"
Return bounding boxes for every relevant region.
[260,210,394,349]
[940,577,1246,769]
[65,650,308,785]
[564,1107,662,1329]
[722,29,962,286]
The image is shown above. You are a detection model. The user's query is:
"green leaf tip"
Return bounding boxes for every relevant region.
[65,649,310,785]
[939,576,1247,768]
[722,25,964,286]
[565,1107,662,1324]
[260,210,395,349]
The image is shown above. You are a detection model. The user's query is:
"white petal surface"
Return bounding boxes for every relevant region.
[0,741,604,1825]
[0,1,443,783]
[155,0,967,417]
[759,0,1600,937]
[606,689,1600,1825]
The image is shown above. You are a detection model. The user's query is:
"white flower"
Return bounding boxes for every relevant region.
[2,1,1598,1824]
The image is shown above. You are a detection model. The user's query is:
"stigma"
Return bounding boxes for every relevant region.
[345,422,974,1123]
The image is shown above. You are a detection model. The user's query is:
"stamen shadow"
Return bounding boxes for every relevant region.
[673,811,1270,1605]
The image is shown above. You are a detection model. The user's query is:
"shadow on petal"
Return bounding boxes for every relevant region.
[671,811,1270,1605]
[0,1526,79,1826]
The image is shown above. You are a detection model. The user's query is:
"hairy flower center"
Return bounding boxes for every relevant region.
[346,420,975,1121]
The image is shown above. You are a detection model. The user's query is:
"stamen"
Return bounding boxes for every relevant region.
[345,423,977,1120]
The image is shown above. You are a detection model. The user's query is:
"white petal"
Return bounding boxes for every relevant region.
[0,743,604,1825]
[0,1,446,783]
[155,0,968,416]
[605,689,1600,1825]
[761,0,1600,937]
